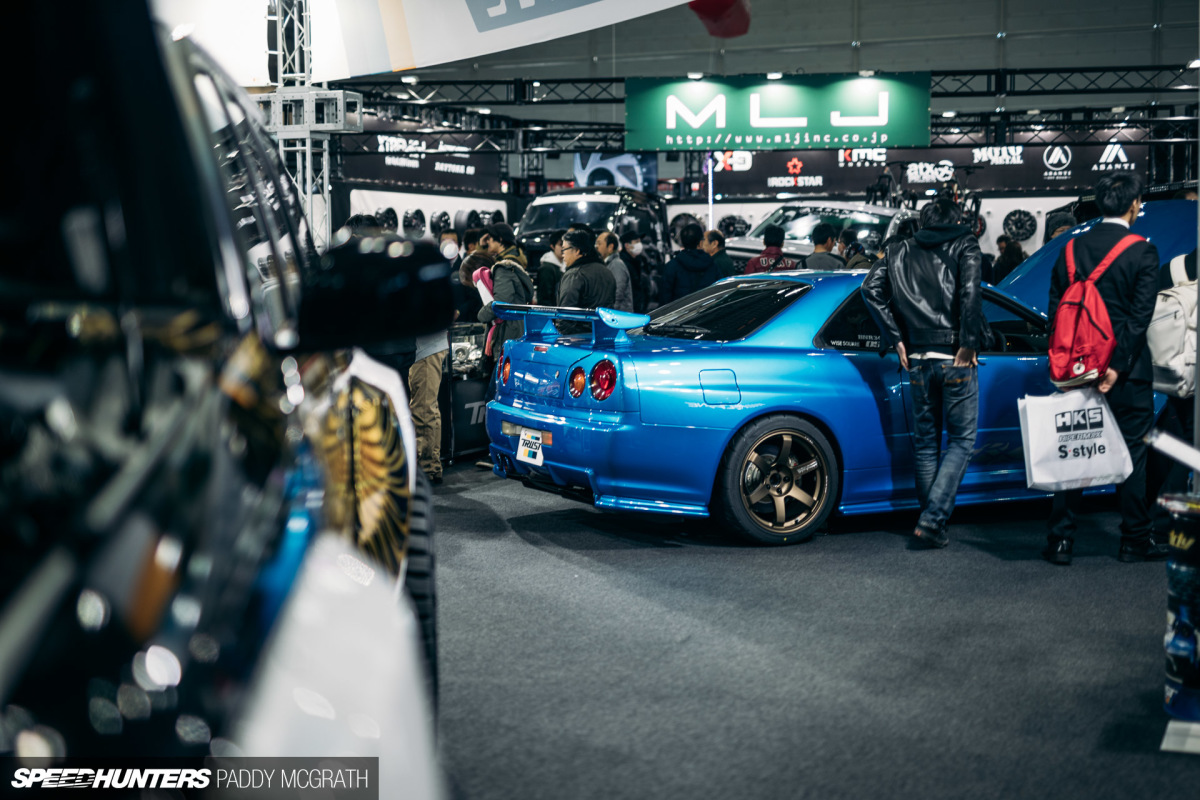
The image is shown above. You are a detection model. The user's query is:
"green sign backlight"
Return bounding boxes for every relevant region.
[625,73,932,151]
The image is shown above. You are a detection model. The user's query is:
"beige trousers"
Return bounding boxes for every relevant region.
[408,351,445,479]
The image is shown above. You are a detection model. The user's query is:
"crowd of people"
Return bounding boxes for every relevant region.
[339,180,1196,547]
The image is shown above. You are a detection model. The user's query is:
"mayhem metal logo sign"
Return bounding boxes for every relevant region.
[625,73,931,151]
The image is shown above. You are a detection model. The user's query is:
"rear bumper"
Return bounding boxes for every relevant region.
[486,401,710,518]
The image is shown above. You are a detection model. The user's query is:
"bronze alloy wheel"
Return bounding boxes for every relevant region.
[719,415,838,545]
[740,430,828,533]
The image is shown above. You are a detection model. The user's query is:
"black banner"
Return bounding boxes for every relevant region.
[0,758,378,799]
[341,118,502,192]
[708,143,1148,197]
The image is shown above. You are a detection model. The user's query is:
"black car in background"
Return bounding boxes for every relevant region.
[0,1,449,787]
[514,187,671,267]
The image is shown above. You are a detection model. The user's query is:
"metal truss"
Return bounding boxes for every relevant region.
[930,105,1198,147]
[268,0,309,87]
[340,67,1196,107]
[931,66,1199,98]
[340,78,625,107]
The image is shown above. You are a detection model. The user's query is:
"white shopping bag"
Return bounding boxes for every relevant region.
[1018,388,1133,492]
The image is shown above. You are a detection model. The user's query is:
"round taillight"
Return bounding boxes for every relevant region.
[501,357,511,384]
[590,360,616,401]
[568,367,586,398]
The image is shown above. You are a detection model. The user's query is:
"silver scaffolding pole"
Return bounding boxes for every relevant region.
[263,0,361,252]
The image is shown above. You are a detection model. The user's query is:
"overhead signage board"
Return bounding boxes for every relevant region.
[340,118,502,192]
[706,143,1148,197]
[625,73,932,152]
[310,0,689,81]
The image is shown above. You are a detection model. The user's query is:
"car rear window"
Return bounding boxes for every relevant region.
[635,279,810,341]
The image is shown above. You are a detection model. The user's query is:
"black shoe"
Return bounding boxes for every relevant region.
[912,526,949,549]
[430,475,444,486]
[1042,538,1073,566]
[1118,539,1170,562]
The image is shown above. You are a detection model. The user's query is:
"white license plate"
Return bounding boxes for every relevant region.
[516,427,546,466]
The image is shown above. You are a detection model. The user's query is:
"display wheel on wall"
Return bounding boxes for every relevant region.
[454,209,482,235]
[429,211,452,238]
[402,208,426,238]
[964,213,987,239]
[718,215,751,238]
[670,213,701,246]
[1003,210,1037,242]
[375,207,399,233]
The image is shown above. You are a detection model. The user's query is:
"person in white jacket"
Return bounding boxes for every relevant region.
[596,231,634,312]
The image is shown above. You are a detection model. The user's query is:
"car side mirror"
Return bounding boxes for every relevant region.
[296,235,455,352]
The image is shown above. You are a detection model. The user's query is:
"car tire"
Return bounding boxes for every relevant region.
[406,471,438,704]
[717,415,838,545]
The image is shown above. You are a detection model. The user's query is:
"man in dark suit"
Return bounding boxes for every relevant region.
[1043,173,1168,565]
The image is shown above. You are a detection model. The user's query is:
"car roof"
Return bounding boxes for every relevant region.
[536,187,650,201]
[998,199,1198,315]
[764,200,906,216]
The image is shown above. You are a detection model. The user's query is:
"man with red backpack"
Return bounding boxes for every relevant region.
[1043,173,1167,565]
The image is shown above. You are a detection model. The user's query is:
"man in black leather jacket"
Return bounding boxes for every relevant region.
[862,197,985,548]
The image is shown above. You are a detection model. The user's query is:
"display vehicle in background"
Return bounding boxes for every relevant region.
[485,201,1195,546]
[723,200,920,272]
[515,187,671,266]
[0,3,447,794]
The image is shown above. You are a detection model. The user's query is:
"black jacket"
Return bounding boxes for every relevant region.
[659,249,719,305]
[558,257,616,310]
[861,224,985,354]
[1049,221,1159,381]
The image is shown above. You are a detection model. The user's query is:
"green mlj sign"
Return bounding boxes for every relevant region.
[625,73,931,151]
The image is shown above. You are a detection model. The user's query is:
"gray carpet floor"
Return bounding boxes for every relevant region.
[433,462,1200,800]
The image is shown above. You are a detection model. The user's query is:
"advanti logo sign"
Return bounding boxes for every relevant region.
[1043,145,1073,169]
[1042,145,1074,181]
[1092,143,1135,172]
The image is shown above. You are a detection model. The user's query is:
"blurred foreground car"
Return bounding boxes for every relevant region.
[486,201,1195,545]
[0,2,449,793]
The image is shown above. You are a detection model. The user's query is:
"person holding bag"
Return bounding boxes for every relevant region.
[1040,173,1167,565]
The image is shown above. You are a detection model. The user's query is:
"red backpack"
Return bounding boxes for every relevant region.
[1048,234,1143,388]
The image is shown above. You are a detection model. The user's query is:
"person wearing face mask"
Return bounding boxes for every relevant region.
[620,230,652,313]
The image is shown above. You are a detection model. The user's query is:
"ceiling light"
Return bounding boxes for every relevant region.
[858,70,875,78]
[1111,105,1126,113]
[401,75,419,85]
[687,72,704,80]
[532,81,541,87]
[477,108,492,115]
[941,111,957,118]
[1026,109,1041,115]
[766,72,783,80]
[1188,59,1200,69]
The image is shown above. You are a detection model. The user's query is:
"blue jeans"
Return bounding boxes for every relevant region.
[908,360,979,534]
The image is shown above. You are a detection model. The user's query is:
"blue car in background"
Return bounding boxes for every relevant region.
[485,200,1197,545]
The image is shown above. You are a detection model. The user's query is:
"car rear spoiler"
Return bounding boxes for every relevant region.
[492,304,651,346]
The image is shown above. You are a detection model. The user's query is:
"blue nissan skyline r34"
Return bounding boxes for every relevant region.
[484,201,1197,545]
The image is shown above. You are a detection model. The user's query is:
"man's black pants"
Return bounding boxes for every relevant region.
[1048,378,1154,544]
